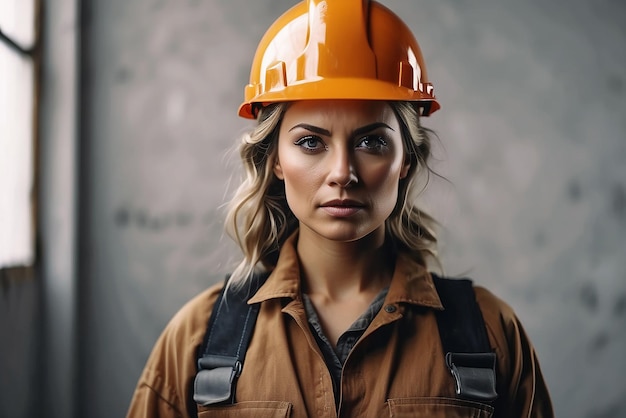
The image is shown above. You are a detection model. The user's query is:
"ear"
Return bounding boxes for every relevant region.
[273,158,284,180]
[399,160,411,179]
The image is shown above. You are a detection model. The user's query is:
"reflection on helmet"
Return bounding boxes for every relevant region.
[239,0,440,119]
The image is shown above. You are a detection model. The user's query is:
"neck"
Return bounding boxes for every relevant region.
[296,226,393,301]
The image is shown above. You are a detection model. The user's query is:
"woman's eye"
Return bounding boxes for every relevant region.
[357,135,388,152]
[294,135,325,151]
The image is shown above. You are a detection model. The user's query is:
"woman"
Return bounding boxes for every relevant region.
[127,1,553,417]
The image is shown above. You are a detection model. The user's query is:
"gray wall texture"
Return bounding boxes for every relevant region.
[1,0,625,417]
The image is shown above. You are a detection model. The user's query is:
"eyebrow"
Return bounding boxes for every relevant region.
[288,122,394,136]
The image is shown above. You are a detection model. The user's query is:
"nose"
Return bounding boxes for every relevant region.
[327,148,358,188]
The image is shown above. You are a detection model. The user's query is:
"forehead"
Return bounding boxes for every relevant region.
[281,100,396,129]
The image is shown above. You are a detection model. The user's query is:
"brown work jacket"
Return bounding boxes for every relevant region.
[127,235,553,417]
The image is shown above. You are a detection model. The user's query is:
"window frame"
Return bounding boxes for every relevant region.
[0,0,42,282]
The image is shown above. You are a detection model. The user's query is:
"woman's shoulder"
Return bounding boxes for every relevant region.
[471,284,554,415]
[129,281,225,416]
[472,284,534,361]
[141,281,226,371]
[163,281,225,342]
[472,285,517,325]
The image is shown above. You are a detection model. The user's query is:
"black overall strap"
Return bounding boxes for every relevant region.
[193,272,269,406]
[194,271,497,406]
[432,274,498,402]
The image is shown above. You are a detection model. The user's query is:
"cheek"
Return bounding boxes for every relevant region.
[278,157,322,206]
[360,160,404,215]
[277,140,323,186]
[360,159,404,190]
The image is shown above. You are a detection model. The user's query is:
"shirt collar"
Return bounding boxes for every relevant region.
[248,232,302,304]
[248,231,443,310]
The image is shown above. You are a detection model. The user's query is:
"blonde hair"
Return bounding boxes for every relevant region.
[224,101,439,287]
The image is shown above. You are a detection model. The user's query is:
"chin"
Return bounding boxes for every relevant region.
[309,223,384,244]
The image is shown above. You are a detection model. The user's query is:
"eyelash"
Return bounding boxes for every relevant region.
[294,135,325,152]
[293,135,389,153]
[357,135,388,151]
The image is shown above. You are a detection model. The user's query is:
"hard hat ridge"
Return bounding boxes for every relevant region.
[300,0,377,80]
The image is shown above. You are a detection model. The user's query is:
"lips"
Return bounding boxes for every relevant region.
[320,199,365,208]
[320,199,365,217]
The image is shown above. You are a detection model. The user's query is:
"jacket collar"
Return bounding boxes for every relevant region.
[248,231,443,310]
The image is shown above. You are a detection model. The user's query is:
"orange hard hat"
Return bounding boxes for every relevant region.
[238,0,440,119]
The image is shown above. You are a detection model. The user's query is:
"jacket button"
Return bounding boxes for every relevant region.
[384,304,396,313]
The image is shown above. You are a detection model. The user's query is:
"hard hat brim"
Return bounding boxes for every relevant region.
[238,77,440,119]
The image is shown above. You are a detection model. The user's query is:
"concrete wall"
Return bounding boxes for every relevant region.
[1,0,624,417]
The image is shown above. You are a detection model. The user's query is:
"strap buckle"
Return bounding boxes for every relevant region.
[445,352,498,402]
[193,355,242,406]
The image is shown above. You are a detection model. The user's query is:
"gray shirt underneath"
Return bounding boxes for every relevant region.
[302,287,389,408]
